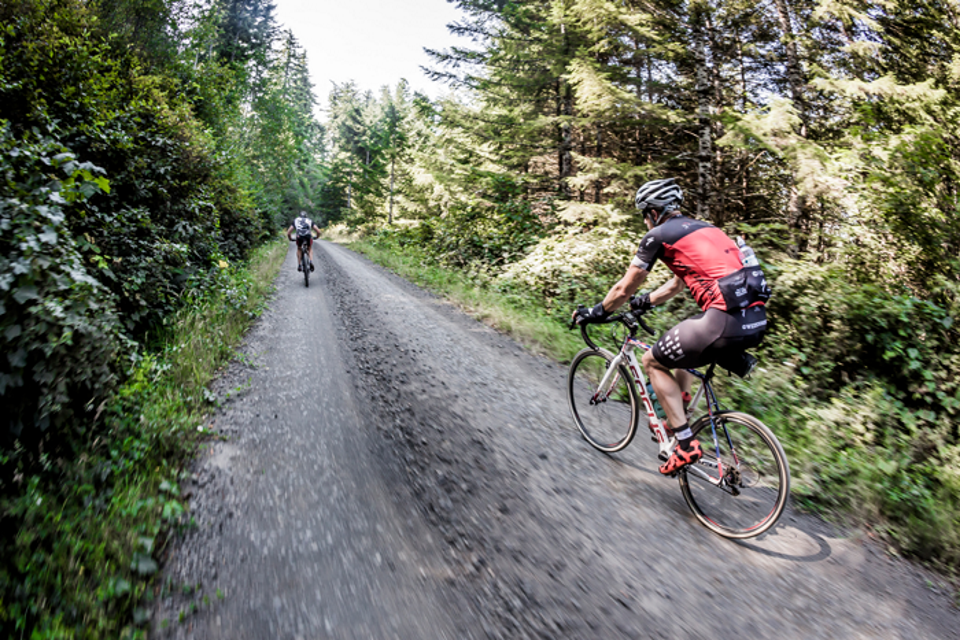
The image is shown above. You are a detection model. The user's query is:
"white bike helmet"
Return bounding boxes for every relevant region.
[634,178,683,226]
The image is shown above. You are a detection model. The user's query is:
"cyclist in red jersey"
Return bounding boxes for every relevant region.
[573,178,767,474]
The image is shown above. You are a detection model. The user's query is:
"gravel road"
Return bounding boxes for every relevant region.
[153,240,959,639]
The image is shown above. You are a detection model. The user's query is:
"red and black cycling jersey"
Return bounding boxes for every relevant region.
[631,215,743,311]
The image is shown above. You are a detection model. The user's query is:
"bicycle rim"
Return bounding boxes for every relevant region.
[567,348,639,453]
[680,411,790,538]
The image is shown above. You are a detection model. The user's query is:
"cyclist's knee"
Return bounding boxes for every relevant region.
[642,348,666,372]
[674,367,694,388]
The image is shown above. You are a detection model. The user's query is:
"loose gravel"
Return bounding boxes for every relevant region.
[153,240,960,639]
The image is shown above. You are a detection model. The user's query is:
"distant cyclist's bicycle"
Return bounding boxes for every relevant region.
[566,308,790,538]
[290,233,318,287]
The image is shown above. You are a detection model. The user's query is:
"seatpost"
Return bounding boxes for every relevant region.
[703,362,717,382]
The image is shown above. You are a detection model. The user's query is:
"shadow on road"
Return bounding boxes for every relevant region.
[734,525,833,563]
[606,448,834,564]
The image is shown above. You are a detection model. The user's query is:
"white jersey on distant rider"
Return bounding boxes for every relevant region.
[294,216,313,237]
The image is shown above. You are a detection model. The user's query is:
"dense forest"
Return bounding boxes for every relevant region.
[0,0,323,636]
[3,0,960,636]
[317,0,960,573]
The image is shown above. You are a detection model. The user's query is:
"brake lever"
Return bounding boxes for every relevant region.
[638,315,655,336]
[569,304,587,330]
[624,310,655,336]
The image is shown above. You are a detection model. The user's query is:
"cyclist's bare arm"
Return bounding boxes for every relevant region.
[312,224,321,237]
[650,275,684,304]
[600,265,684,312]
[286,225,295,240]
[600,266,647,311]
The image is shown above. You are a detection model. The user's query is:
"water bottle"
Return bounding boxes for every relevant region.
[646,382,667,420]
[737,235,759,267]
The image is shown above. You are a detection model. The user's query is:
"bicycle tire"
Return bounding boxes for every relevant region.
[302,251,310,287]
[679,411,790,539]
[567,347,640,453]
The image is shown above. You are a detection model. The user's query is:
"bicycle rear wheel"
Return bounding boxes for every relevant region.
[302,251,310,287]
[679,411,789,539]
[567,347,639,453]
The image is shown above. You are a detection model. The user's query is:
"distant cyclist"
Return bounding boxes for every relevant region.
[286,211,322,273]
[572,178,769,475]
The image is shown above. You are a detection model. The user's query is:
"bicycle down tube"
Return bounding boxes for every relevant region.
[608,337,674,458]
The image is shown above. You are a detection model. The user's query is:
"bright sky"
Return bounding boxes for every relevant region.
[272,0,466,114]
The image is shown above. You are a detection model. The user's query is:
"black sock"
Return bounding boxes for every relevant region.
[673,423,693,449]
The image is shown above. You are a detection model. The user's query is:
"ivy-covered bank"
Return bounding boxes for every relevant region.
[1,241,285,638]
[0,0,322,636]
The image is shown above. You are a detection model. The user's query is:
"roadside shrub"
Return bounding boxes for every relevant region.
[719,260,960,565]
[768,260,960,420]
[0,243,285,638]
[0,125,124,448]
[0,2,274,634]
[0,0,268,340]
[494,226,635,311]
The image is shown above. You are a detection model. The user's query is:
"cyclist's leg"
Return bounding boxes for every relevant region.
[295,238,304,269]
[307,237,315,270]
[641,350,686,432]
[644,310,724,431]
[675,368,695,410]
[645,310,734,473]
[639,357,698,431]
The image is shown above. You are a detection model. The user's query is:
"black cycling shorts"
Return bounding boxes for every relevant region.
[296,235,313,250]
[651,306,767,370]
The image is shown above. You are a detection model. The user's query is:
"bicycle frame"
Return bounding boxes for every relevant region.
[594,330,734,488]
[572,310,789,537]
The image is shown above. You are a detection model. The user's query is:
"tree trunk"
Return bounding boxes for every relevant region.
[594,124,602,204]
[773,0,807,136]
[693,12,714,221]
[558,13,573,199]
[347,167,352,209]
[579,132,586,202]
[560,79,573,198]
[772,0,808,252]
[388,154,395,225]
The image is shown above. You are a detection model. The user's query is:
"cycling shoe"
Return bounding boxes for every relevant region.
[659,439,702,475]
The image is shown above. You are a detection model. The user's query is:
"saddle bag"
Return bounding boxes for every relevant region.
[716,350,758,379]
[716,266,772,310]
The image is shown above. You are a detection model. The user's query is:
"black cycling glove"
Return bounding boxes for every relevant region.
[629,293,653,314]
[575,302,609,326]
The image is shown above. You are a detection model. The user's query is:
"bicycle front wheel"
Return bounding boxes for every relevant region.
[567,347,639,453]
[679,411,790,539]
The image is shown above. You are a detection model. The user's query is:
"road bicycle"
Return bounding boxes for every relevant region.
[566,308,790,539]
[290,233,318,287]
